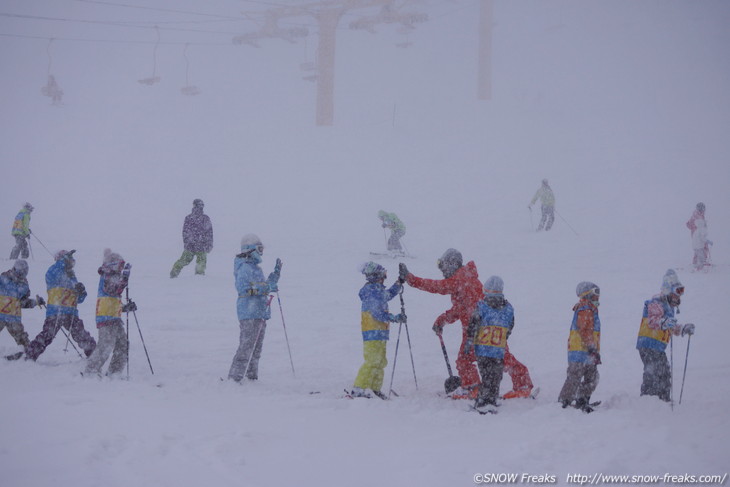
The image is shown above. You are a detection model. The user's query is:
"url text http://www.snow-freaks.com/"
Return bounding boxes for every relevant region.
[472,472,728,485]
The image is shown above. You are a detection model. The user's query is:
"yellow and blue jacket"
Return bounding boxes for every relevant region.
[472,299,513,359]
[359,281,402,341]
[45,260,85,317]
[95,268,128,326]
[0,271,31,323]
[568,300,601,363]
[636,295,674,352]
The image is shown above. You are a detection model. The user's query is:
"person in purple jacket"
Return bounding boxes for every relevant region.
[170,199,214,278]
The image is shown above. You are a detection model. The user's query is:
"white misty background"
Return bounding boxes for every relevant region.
[1,1,729,487]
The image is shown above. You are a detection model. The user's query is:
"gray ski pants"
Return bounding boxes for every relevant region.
[558,362,599,403]
[228,319,267,382]
[85,321,128,376]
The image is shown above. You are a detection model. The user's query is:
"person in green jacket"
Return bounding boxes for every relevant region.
[378,210,406,253]
[528,180,555,231]
[10,203,33,260]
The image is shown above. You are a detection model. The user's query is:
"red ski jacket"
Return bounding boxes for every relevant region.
[406,261,482,331]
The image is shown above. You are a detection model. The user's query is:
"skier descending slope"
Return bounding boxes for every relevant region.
[350,262,405,399]
[686,202,712,271]
[377,210,406,255]
[636,269,695,402]
[227,234,282,383]
[400,250,533,400]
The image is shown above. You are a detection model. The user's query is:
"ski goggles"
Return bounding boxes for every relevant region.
[672,286,684,296]
[579,286,600,298]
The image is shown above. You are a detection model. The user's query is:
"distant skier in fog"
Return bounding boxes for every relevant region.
[528,179,555,231]
[170,199,213,278]
[9,203,33,260]
[378,210,406,254]
[686,202,712,271]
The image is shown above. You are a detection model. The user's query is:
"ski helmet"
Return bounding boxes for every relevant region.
[361,261,386,283]
[696,202,705,214]
[437,248,462,278]
[12,259,29,278]
[193,198,204,209]
[240,234,263,252]
[23,202,34,212]
[54,249,76,262]
[576,281,600,299]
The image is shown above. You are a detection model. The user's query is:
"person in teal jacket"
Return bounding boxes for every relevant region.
[25,250,96,361]
[227,234,282,382]
[350,262,405,399]
[9,203,33,260]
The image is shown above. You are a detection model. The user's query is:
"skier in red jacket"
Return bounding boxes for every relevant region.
[400,249,533,399]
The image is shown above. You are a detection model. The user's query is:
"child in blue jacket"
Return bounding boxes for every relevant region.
[350,262,405,398]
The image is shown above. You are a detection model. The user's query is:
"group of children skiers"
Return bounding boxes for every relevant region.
[1,199,708,414]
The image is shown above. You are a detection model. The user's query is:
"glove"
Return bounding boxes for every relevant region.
[394,313,406,323]
[122,300,137,313]
[74,282,86,295]
[274,258,282,276]
[36,295,46,308]
[122,263,132,278]
[707,240,713,246]
[398,263,409,283]
[432,323,444,335]
[587,346,602,365]
[681,323,695,336]
[661,317,678,330]
[528,205,532,210]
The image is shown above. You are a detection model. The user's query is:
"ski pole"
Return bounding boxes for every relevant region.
[399,289,417,390]
[54,318,84,359]
[275,292,295,377]
[127,288,154,375]
[679,335,692,405]
[670,335,674,411]
[388,321,403,399]
[126,290,130,380]
[27,238,34,261]
[30,231,54,258]
[554,209,579,236]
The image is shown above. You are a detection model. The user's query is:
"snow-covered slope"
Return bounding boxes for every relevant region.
[1,1,729,486]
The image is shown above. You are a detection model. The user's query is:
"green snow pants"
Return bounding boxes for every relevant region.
[170,250,207,277]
